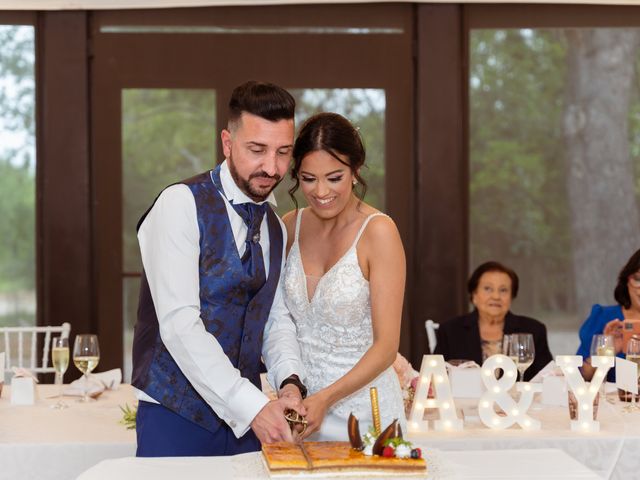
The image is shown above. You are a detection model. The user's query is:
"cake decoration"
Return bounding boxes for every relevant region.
[369,386,382,435]
[348,414,422,460]
[347,413,364,451]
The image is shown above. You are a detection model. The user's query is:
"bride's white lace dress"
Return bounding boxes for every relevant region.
[283,208,406,441]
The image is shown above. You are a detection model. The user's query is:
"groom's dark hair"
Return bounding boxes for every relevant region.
[228,81,295,129]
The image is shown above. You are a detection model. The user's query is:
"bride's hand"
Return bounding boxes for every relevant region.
[300,391,331,439]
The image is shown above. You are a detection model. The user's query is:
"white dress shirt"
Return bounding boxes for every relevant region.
[136,160,304,438]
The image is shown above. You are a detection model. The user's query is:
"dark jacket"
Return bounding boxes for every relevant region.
[434,310,553,381]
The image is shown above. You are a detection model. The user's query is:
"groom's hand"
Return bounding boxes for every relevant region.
[250,396,304,444]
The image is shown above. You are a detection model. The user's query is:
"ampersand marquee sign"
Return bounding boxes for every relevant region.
[477,354,542,430]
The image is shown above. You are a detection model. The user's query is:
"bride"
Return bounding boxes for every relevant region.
[282,112,406,440]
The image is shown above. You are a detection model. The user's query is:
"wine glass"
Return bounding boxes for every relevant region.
[50,336,69,409]
[512,333,535,382]
[72,334,100,402]
[625,335,640,411]
[590,334,615,399]
[502,334,516,361]
[590,334,615,358]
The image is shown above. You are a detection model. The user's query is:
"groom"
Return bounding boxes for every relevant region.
[131,81,307,457]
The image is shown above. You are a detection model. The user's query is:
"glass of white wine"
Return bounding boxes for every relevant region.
[591,334,615,358]
[50,336,69,409]
[72,334,100,402]
[626,335,640,411]
[590,334,615,399]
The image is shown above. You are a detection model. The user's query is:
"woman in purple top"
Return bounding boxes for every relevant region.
[578,248,640,380]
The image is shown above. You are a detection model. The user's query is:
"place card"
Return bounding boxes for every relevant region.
[11,377,36,405]
[541,376,568,406]
[450,368,484,399]
[615,357,638,395]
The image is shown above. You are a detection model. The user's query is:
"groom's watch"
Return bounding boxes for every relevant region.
[280,374,308,399]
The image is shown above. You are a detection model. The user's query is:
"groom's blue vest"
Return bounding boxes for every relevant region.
[131,171,283,434]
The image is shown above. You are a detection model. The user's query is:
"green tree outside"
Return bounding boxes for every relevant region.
[0,26,36,327]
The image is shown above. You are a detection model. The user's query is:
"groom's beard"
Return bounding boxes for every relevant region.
[227,153,283,202]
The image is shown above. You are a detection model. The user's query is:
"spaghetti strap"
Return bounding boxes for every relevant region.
[351,213,387,248]
[293,208,305,245]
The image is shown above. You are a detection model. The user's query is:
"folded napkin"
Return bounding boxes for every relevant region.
[63,368,122,397]
[12,367,39,382]
[445,360,480,371]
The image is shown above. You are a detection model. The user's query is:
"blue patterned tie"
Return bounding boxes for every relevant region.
[211,167,267,294]
[233,202,267,281]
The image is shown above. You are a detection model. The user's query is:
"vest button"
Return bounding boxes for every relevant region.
[243,334,249,343]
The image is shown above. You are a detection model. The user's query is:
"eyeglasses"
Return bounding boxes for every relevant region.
[629,274,640,288]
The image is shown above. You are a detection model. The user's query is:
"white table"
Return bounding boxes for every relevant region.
[3,383,640,479]
[77,448,600,480]
[0,384,136,480]
[409,394,640,480]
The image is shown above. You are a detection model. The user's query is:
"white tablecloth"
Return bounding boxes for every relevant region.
[3,384,640,479]
[0,384,137,480]
[410,394,640,480]
[77,448,600,480]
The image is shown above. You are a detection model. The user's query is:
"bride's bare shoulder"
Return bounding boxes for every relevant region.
[281,209,300,252]
[359,212,403,259]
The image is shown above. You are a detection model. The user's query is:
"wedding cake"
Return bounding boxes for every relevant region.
[262,416,426,477]
[262,441,426,477]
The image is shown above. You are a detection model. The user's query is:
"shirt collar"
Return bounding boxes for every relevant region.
[219,160,277,207]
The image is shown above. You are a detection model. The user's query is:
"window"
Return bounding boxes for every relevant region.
[122,88,217,380]
[0,25,36,329]
[469,27,640,355]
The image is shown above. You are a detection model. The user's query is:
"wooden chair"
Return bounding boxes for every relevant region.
[1,323,71,374]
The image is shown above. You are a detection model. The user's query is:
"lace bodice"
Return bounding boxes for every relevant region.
[283,209,405,430]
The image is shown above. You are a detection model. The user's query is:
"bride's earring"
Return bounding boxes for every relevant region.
[352,179,357,186]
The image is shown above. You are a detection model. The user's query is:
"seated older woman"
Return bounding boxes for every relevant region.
[434,261,553,381]
[577,248,640,381]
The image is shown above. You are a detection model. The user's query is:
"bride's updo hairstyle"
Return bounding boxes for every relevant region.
[289,112,368,208]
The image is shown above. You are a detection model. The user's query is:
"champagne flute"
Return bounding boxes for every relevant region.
[626,335,640,410]
[50,336,69,409]
[513,333,535,382]
[590,334,615,399]
[72,334,100,402]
